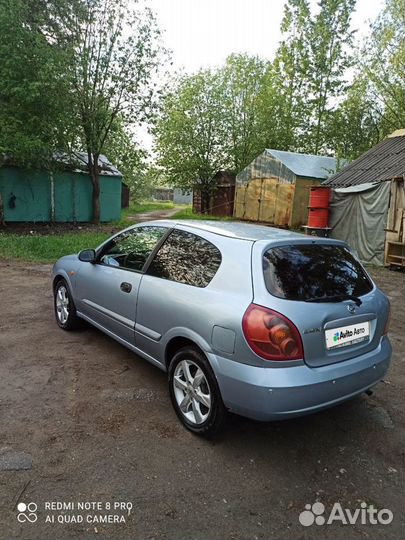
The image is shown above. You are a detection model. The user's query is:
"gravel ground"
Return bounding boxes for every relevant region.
[0,260,403,540]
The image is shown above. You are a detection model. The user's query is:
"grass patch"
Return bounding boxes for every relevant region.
[127,200,174,214]
[0,201,233,264]
[171,206,232,221]
[0,200,177,263]
[0,232,110,264]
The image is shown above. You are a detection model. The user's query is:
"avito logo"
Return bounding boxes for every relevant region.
[299,501,393,527]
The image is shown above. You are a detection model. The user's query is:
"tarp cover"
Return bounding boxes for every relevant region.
[329,181,391,265]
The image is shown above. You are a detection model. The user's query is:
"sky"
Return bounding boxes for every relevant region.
[148,0,385,73]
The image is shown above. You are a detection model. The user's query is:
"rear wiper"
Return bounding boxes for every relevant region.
[305,294,362,306]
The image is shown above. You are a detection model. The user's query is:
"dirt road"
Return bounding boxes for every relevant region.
[126,206,184,222]
[0,260,404,540]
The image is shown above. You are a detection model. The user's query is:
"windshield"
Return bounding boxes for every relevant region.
[263,244,373,301]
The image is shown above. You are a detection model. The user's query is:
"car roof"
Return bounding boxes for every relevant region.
[135,219,306,241]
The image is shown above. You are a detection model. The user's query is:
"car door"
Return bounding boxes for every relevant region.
[76,225,169,344]
[135,228,223,363]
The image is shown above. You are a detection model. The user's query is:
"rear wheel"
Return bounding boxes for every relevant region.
[168,346,227,436]
[54,279,81,330]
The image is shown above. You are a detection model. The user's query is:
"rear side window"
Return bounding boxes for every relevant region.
[147,230,222,287]
[263,244,373,301]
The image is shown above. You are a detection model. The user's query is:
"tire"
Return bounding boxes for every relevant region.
[54,279,81,330]
[168,346,227,436]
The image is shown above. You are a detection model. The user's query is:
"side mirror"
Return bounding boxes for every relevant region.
[78,249,96,263]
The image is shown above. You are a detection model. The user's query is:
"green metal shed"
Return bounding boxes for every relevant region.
[0,152,122,222]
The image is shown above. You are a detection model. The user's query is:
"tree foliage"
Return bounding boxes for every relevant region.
[0,0,73,167]
[272,0,357,154]
[326,79,381,161]
[154,55,269,210]
[308,0,356,153]
[360,0,405,132]
[153,70,227,211]
[328,0,405,156]
[103,122,156,200]
[267,0,312,151]
[218,54,268,171]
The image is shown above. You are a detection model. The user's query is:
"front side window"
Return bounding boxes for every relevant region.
[99,226,168,271]
[263,244,373,301]
[147,230,222,287]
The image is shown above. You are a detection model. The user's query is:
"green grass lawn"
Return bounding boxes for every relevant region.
[170,206,231,221]
[0,201,233,264]
[0,200,175,263]
[128,200,174,213]
[0,232,110,263]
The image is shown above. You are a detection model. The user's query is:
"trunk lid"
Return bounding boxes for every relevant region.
[252,239,389,367]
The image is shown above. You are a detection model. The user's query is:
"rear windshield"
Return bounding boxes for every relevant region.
[263,244,373,301]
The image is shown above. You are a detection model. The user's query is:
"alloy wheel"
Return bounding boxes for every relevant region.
[56,285,69,325]
[173,359,212,425]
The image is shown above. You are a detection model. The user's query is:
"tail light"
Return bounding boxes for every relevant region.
[383,300,391,335]
[242,304,303,361]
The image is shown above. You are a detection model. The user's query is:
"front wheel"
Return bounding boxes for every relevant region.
[54,279,81,330]
[168,347,227,436]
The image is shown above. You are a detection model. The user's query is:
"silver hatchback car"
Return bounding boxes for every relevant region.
[53,220,391,435]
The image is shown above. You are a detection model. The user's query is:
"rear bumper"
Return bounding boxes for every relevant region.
[209,337,392,421]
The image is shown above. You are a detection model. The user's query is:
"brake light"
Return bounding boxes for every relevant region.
[383,300,391,335]
[242,304,303,361]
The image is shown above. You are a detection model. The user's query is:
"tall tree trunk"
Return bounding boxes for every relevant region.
[89,152,101,224]
[314,95,325,154]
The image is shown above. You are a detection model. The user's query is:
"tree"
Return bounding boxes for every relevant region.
[327,79,381,160]
[360,0,405,133]
[270,0,357,154]
[218,54,268,171]
[103,121,152,200]
[154,55,276,209]
[267,0,312,152]
[327,0,405,157]
[307,0,356,153]
[69,0,164,223]
[0,0,73,167]
[153,70,227,212]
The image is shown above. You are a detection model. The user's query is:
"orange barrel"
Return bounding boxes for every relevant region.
[309,187,330,208]
[308,208,329,228]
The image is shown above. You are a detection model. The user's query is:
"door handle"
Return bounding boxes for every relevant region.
[120,282,132,293]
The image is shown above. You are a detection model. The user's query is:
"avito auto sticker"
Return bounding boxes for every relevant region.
[338,327,366,339]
